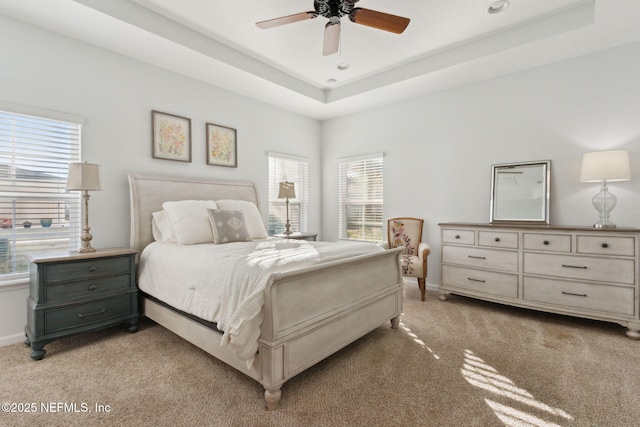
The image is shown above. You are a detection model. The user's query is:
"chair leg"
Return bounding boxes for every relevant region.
[418,278,426,301]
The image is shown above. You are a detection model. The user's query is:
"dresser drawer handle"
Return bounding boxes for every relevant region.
[88,284,97,291]
[88,266,97,272]
[543,240,549,245]
[562,264,587,269]
[494,238,500,242]
[468,277,486,283]
[601,243,608,248]
[562,291,587,297]
[455,235,460,239]
[78,308,106,318]
[468,255,486,260]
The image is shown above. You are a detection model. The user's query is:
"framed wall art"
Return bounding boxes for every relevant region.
[206,123,237,168]
[152,110,192,162]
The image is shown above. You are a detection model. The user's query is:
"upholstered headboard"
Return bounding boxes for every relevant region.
[128,173,260,253]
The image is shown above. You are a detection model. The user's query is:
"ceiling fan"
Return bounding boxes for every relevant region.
[256,0,410,56]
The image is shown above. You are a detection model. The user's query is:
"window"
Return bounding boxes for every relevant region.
[268,153,308,235]
[0,108,81,284]
[338,153,383,242]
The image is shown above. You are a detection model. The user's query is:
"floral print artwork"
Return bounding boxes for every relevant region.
[207,123,237,167]
[152,111,191,162]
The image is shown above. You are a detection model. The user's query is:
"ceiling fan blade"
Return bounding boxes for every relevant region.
[323,21,340,56]
[256,12,316,29]
[349,8,410,34]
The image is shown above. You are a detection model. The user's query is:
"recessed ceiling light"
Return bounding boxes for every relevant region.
[488,0,510,14]
[337,63,349,71]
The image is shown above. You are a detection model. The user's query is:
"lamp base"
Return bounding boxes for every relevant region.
[591,182,617,230]
[593,222,616,229]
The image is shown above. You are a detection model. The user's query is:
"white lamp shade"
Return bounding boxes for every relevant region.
[580,150,631,182]
[278,181,296,199]
[66,162,103,191]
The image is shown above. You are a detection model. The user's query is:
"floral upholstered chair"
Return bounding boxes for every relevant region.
[386,217,431,301]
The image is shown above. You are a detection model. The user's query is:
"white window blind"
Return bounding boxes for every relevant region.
[268,153,308,235]
[0,109,81,283]
[338,153,383,242]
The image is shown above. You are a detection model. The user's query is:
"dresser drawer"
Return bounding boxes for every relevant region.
[576,235,635,257]
[442,229,475,245]
[442,265,517,298]
[44,294,134,334]
[523,233,571,252]
[45,274,132,302]
[479,231,518,249]
[44,256,131,283]
[523,277,635,316]
[442,245,518,273]
[523,253,635,285]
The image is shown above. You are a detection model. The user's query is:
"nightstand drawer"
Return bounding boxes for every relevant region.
[44,256,131,283]
[44,294,133,334]
[45,274,132,302]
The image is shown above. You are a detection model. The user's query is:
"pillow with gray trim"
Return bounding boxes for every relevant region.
[208,209,252,244]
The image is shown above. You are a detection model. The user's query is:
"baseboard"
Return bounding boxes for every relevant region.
[0,332,26,347]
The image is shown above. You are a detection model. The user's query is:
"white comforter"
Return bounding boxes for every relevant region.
[138,238,383,367]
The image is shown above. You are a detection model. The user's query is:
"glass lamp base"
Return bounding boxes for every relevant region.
[592,183,617,229]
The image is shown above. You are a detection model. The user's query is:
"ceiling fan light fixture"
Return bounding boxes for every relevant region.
[488,0,510,14]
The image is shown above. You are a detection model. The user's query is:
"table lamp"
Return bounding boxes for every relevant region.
[66,162,102,252]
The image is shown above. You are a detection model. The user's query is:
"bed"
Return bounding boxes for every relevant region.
[128,173,403,410]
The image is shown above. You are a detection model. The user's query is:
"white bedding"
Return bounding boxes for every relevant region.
[138,238,383,367]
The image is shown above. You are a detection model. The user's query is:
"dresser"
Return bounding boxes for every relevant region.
[25,248,139,360]
[439,223,640,338]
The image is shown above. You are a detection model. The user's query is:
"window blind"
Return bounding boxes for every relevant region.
[0,110,81,283]
[338,154,383,242]
[268,153,308,235]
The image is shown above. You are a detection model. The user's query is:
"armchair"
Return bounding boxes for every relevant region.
[386,217,430,301]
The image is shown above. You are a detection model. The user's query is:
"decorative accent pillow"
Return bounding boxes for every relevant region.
[208,209,252,244]
[215,199,268,240]
[162,200,218,245]
[151,210,176,243]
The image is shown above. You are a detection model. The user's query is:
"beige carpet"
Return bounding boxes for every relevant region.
[2,282,639,427]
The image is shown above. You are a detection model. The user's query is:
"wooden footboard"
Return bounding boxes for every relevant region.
[258,247,403,409]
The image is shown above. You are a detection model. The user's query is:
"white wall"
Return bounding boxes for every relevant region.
[0,15,321,345]
[321,41,640,288]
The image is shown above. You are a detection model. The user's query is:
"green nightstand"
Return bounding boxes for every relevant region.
[24,248,139,360]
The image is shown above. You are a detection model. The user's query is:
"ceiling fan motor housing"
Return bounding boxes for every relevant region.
[314,0,358,18]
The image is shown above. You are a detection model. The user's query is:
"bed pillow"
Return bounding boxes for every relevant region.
[215,199,268,240]
[162,200,218,245]
[151,210,176,243]
[208,209,252,244]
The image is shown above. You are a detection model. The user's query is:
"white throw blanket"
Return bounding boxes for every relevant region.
[138,238,383,367]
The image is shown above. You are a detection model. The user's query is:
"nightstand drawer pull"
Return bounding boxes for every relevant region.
[88,284,97,291]
[468,255,486,260]
[562,264,587,269]
[468,277,486,283]
[89,266,97,272]
[78,308,106,318]
[562,291,587,297]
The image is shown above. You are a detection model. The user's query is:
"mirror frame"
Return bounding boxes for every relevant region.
[490,160,551,225]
